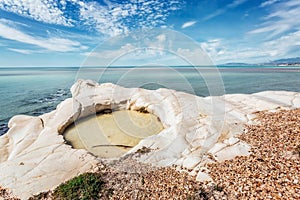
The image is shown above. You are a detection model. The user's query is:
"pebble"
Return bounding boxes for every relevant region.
[208,108,300,200]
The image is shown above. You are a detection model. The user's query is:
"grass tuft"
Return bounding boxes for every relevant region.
[52,172,104,200]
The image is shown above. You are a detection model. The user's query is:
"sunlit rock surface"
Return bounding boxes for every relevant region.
[0,79,300,199]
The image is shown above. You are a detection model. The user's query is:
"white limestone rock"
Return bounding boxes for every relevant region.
[196,171,213,182]
[1,79,300,199]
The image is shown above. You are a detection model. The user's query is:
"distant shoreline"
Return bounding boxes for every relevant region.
[0,65,300,69]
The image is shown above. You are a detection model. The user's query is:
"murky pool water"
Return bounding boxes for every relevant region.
[64,110,164,158]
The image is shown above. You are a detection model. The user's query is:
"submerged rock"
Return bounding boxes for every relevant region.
[0,79,300,199]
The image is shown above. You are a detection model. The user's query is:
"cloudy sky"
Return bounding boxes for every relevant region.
[0,0,299,66]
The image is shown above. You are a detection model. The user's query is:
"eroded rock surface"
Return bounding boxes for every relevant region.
[0,79,299,199]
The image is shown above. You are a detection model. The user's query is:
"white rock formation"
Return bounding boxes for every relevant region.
[1,79,300,199]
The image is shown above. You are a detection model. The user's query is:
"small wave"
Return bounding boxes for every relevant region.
[21,89,70,105]
[24,106,54,116]
[0,88,71,136]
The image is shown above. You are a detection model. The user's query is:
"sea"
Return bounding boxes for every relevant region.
[1,66,300,136]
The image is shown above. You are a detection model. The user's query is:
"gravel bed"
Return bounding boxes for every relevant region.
[208,108,300,199]
[98,154,227,200]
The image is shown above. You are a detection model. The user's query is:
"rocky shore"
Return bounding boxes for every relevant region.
[4,106,299,200]
[33,108,299,200]
[0,80,299,199]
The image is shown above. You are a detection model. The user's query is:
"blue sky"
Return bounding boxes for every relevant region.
[0,0,299,66]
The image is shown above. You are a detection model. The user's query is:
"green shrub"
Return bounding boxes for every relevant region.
[53,172,104,200]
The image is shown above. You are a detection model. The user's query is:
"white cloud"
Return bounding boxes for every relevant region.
[181,21,197,29]
[203,0,248,21]
[60,0,67,9]
[145,34,167,51]
[0,0,182,37]
[0,0,73,26]
[201,39,226,58]
[201,32,300,64]
[239,0,300,63]
[156,34,166,42]
[0,18,29,27]
[175,47,212,65]
[85,43,166,62]
[0,20,87,52]
[78,1,128,37]
[260,0,280,7]
[85,43,136,59]
[84,45,205,67]
[76,0,182,37]
[200,39,265,64]
[7,48,33,54]
[263,30,300,57]
[250,0,300,37]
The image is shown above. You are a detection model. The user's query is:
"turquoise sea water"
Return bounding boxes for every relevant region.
[0,66,300,135]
